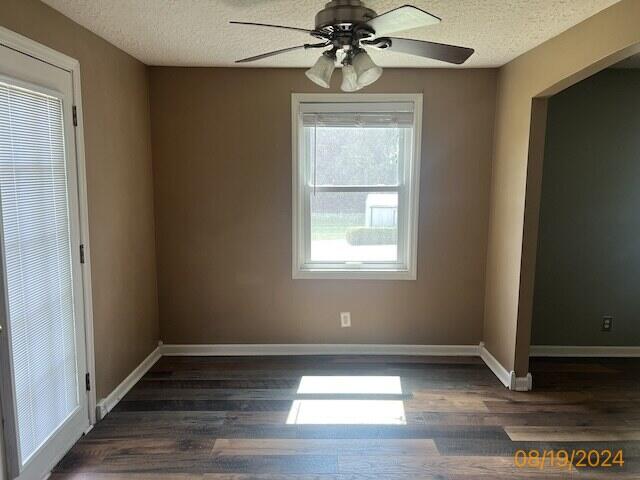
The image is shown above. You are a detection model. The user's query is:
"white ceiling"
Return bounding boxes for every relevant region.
[42,0,621,68]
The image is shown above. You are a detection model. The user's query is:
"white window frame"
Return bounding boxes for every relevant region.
[291,93,422,280]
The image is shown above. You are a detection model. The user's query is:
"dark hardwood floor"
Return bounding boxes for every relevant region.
[52,355,640,479]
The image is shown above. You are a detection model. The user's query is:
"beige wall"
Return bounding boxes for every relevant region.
[483,0,640,375]
[0,0,160,399]
[150,68,496,346]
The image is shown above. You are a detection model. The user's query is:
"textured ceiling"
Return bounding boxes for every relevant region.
[42,0,621,68]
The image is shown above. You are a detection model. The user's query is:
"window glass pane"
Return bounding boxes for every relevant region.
[306,126,404,186]
[310,192,398,263]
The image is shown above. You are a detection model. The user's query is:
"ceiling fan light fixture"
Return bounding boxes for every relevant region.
[352,50,383,87]
[305,51,336,88]
[340,64,360,92]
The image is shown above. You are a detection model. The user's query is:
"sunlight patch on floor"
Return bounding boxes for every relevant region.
[297,375,402,394]
[288,376,406,425]
[286,399,407,425]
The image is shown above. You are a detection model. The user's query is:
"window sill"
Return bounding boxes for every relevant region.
[292,268,416,281]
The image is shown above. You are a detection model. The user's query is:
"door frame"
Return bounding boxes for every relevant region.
[0,24,97,473]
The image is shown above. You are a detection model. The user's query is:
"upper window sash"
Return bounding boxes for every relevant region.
[303,119,410,188]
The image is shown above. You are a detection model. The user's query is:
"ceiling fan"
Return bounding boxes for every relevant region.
[231,0,474,91]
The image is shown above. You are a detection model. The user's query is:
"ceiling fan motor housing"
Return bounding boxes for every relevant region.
[315,0,377,32]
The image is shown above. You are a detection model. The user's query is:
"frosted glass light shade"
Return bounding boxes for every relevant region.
[340,64,360,92]
[305,54,336,88]
[353,50,383,87]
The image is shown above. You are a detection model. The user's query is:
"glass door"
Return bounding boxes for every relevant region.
[0,43,89,480]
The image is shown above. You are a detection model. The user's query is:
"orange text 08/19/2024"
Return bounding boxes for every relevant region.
[514,449,624,471]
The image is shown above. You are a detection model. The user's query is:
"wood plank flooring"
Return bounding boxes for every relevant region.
[51,355,640,479]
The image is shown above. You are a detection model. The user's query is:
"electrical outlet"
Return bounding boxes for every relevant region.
[602,316,613,332]
[340,312,351,328]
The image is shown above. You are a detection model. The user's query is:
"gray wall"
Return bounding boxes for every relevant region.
[532,68,640,346]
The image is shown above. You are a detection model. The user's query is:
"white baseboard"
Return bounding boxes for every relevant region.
[479,342,532,391]
[530,345,640,357]
[479,342,512,388]
[510,372,533,392]
[95,341,531,421]
[159,343,480,357]
[160,343,532,389]
[96,346,161,420]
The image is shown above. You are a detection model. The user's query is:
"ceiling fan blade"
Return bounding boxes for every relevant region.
[235,45,308,64]
[230,21,313,35]
[382,37,474,65]
[366,5,440,37]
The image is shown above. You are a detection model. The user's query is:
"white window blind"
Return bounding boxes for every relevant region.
[301,102,414,128]
[0,81,79,464]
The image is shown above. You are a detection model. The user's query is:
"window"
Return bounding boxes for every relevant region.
[292,94,422,279]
